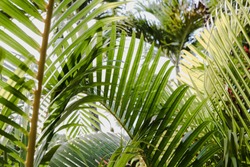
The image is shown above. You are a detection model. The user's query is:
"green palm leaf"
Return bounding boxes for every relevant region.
[180,0,250,165]
[78,23,217,166]
[0,0,126,166]
[49,132,128,167]
[42,22,217,166]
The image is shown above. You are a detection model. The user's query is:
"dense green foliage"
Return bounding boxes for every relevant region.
[0,0,249,166]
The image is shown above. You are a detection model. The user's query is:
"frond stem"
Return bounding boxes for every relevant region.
[26,0,54,166]
[101,102,133,139]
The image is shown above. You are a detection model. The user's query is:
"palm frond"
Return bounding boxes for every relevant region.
[0,0,127,166]
[48,132,128,167]
[118,0,209,66]
[0,0,39,164]
[83,24,218,166]
[180,0,250,165]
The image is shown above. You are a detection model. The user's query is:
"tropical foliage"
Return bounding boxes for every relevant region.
[180,0,250,166]
[118,0,209,72]
[0,0,249,167]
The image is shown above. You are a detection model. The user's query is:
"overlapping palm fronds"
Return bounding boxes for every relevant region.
[117,0,209,73]
[1,0,246,166]
[48,132,128,167]
[0,0,125,166]
[180,0,250,165]
[44,27,217,166]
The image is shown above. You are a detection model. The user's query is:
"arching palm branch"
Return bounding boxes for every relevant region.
[46,28,218,167]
